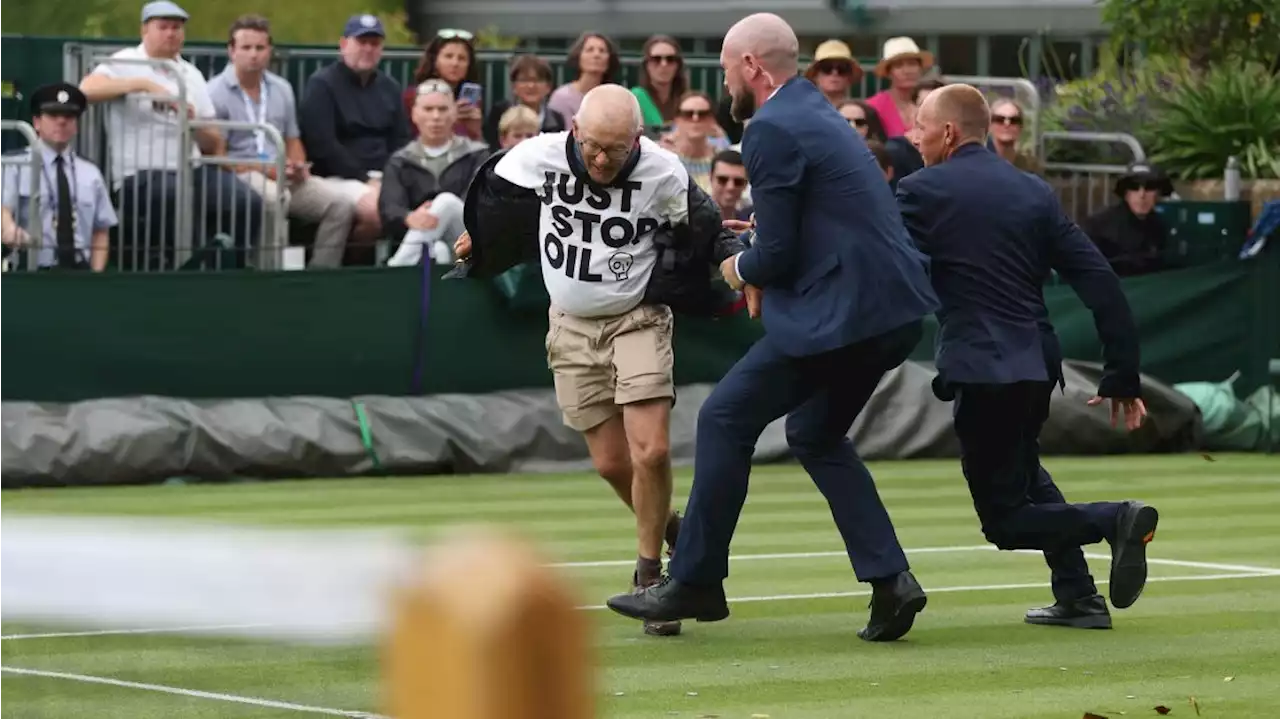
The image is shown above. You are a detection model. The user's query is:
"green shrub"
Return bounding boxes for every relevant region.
[1147,61,1280,180]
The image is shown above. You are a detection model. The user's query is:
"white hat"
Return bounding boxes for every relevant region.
[875,37,934,78]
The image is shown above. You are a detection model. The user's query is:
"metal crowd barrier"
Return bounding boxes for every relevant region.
[0,120,44,272]
[189,118,288,270]
[1042,131,1147,223]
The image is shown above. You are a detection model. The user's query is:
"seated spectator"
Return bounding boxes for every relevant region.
[2,84,116,271]
[483,54,565,149]
[300,15,408,256]
[866,140,894,184]
[805,39,864,107]
[406,29,483,142]
[1080,163,1172,277]
[988,98,1043,174]
[548,32,619,123]
[866,37,934,138]
[709,150,752,222]
[380,80,489,267]
[837,99,887,143]
[664,91,720,193]
[209,14,356,269]
[79,0,262,270]
[632,35,685,135]
[496,105,540,149]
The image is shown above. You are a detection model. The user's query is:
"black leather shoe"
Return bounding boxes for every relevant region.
[607,576,730,623]
[1025,594,1112,629]
[858,570,927,642]
[1109,500,1159,609]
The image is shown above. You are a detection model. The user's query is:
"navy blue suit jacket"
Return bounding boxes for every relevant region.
[736,78,939,358]
[896,143,1141,398]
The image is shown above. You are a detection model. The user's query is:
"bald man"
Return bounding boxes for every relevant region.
[608,13,940,642]
[451,83,746,637]
[899,84,1159,628]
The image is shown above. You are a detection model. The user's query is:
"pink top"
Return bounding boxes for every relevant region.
[865,91,909,138]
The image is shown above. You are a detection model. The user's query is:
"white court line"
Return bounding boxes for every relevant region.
[578,571,1280,610]
[0,623,274,641]
[1084,554,1280,576]
[0,666,383,717]
[553,544,994,568]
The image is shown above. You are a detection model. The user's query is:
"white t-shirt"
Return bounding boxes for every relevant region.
[90,45,216,188]
[494,132,690,318]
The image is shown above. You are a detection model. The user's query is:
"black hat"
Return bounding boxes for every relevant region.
[30,83,87,117]
[1114,162,1173,197]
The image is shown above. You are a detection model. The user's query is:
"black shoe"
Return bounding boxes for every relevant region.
[607,576,730,623]
[632,567,682,637]
[857,570,927,642]
[1109,501,1159,609]
[1025,594,1113,629]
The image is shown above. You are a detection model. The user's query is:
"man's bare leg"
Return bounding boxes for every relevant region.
[584,415,682,551]
[622,398,674,562]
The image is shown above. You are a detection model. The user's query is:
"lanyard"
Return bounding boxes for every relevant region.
[242,82,269,157]
[41,152,79,217]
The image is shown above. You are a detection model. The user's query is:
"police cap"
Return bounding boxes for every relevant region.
[30,83,87,117]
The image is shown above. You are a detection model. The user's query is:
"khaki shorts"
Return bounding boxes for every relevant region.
[546,303,675,431]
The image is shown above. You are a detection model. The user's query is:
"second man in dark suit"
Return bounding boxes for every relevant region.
[897,84,1160,629]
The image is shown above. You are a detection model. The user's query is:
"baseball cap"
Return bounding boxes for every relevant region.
[343,14,386,38]
[141,0,189,22]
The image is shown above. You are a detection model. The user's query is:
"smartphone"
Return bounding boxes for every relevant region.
[457,82,483,106]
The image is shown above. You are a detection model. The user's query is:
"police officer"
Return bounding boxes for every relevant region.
[2,83,117,271]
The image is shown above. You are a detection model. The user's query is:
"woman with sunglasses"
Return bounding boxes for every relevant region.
[987,98,1042,174]
[405,29,483,141]
[631,35,688,134]
[836,99,887,142]
[547,32,621,126]
[661,91,721,193]
[804,39,864,106]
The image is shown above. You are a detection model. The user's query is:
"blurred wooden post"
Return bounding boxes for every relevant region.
[385,529,595,719]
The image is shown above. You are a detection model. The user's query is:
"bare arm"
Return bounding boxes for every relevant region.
[90,230,109,271]
[80,74,158,103]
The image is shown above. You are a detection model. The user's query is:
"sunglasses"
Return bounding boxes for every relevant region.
[714,175,747,188]
[992,114,1023,126]
[437,28,474,41]
[679,108,711,120]
[817,61,853,76]
[1128,183,1159,193]
[647,54,680,65]
[847,117,867,128]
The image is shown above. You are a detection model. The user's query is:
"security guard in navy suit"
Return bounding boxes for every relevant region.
[1,83,117,271]
[897,84,1160,629]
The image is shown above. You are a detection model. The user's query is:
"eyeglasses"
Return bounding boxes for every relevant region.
[679,108,711,120]
[992,114,1023,126]
[817,61,853,76]
[714,175,746,188]
[847,117,868,128]
[579,138,634,163]
[437,28,474,41]
[647,54,679,65]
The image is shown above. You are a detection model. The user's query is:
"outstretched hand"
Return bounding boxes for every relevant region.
[1087,396,1147,432]
[453,231,472,260]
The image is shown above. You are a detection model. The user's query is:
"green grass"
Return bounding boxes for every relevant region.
[3,454,1280,718]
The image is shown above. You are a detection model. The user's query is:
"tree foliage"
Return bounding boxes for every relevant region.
[1100,0,1280,73]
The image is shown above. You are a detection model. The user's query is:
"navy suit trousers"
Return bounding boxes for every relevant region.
[669,320,922,587]
[953,381,1121,602]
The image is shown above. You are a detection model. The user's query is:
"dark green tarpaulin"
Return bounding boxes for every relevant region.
[1,258,1275,404]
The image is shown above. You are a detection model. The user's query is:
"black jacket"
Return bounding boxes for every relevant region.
[1080,203,1168,277]
[300,63,410,180]
[378,137,491,249]
[453,136,746,317]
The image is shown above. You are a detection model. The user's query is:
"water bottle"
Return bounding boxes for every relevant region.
[1224,156,1241,201]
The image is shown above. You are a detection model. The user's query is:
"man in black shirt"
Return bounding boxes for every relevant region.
[1080,163,1172,277]
[300,14,410,249]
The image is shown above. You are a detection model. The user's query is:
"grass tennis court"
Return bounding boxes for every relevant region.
[3,454,1279,718]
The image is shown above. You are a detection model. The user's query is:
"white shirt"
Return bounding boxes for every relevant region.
[494,132,691,318]
[90,45,216,188]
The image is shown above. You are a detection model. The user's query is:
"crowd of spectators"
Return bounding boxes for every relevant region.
[0,0,1176,277]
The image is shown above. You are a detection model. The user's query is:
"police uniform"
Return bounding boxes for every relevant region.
[1,83,117,270]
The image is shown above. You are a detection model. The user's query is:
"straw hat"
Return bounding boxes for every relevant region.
[805,39,865,83]
[874,37,934,78]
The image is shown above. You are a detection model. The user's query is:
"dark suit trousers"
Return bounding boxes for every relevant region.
[953,381,1121,602]
[668,320,922,587]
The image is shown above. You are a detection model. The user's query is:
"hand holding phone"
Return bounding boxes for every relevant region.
[457,82,483,107]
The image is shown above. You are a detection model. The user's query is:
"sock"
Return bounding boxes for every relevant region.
[636,556,663,586]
